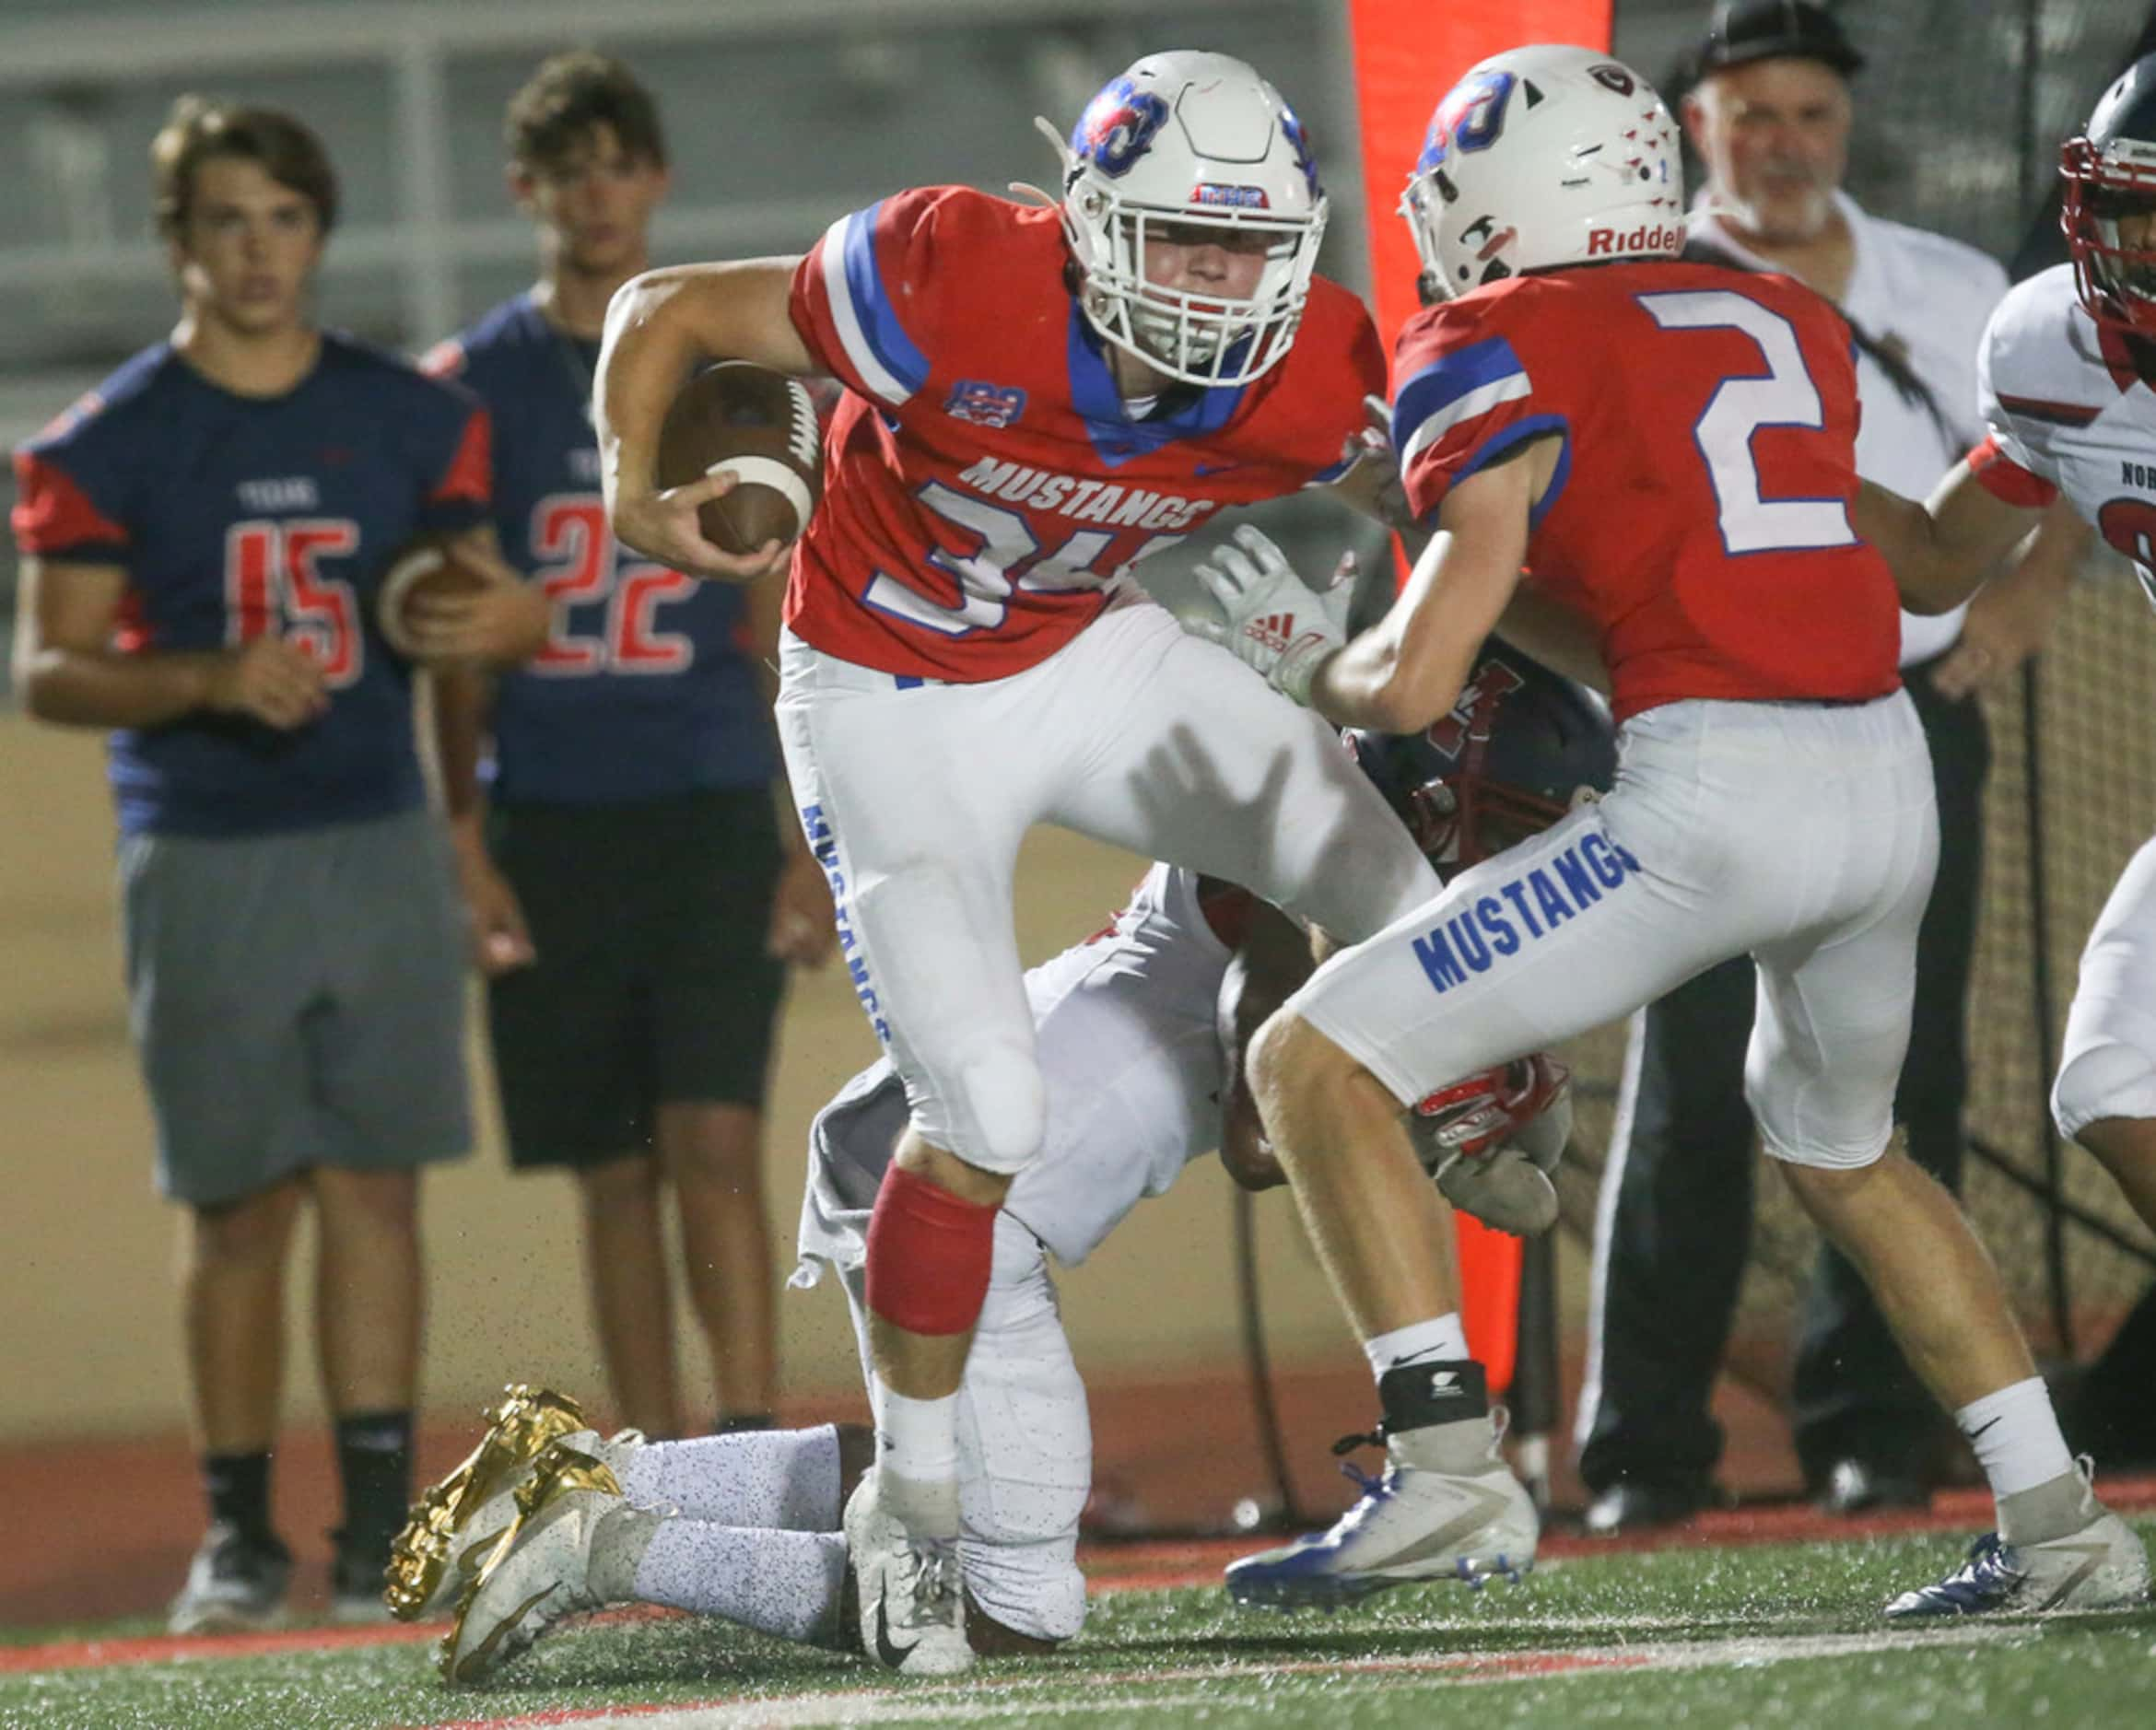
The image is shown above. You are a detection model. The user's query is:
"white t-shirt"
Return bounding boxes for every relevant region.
[1691,190,2011,666]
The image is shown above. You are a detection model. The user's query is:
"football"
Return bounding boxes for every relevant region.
[656,360,823,556]
[375,534,494,659]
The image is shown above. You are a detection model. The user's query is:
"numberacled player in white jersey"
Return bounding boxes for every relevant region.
[398,651,1602,1684]
[1856,50,2156,1619]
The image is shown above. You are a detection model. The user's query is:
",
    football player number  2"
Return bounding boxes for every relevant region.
[1637,289,1858,557]
[224,519,363,686]
[530,495,698,675]
[863,480,1184,637]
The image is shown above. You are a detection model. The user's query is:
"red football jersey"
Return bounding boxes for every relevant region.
[787,186,1386,681]
[1392,262,1901,723]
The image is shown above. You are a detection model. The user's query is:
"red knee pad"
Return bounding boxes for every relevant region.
[863,1163,999,1337]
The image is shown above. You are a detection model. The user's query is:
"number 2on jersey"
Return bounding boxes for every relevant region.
[1637,288,1857,556]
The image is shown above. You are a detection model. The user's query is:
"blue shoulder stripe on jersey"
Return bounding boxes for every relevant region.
[842,202,931,398]
[1418,413,1571,529]
[1391,335,1527,460]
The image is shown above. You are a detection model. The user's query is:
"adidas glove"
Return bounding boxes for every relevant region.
[1184,524,1355,707]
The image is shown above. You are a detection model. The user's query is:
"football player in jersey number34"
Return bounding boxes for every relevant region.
[594,51,1454,1673]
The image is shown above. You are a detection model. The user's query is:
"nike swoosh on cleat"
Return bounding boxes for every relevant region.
[2033,1546,2108,1609]
[873,1596,919,1668]
[1357,1484,1518,1572]
[457,1529,510,1582]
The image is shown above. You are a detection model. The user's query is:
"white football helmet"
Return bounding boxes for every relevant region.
[1039,51,1329,387]
[1401,45,1682,302]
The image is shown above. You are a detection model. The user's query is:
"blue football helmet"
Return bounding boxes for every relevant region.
[1345,639,1614,871]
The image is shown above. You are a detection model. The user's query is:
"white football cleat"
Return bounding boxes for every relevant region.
[1885,1478,2150,1619]
[439,1442,626,1686]
[1227,1425,1539,1609]
[843,1468,972,1677]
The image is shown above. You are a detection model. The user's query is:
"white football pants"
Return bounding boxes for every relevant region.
[1292,693,1939,1170]
[775,598,1436,1173]
[2053,835,2156,1138]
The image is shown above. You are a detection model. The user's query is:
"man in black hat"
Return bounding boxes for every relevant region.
[1686,0,1867,297]
[1576,0,2091,1533]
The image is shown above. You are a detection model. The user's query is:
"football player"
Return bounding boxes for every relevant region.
[1852,52,2156,1608]
[1193,45,2149,1618]
[8,99,540,1630]
[589,50,1516,1671]
[405,646,1606,1682]
[1577,0,2093,1537]
[419,52,836,1449]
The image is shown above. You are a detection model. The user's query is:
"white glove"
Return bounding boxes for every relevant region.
[1409,1057,1572,1238]
[1184,524,1355,707]
[1434,1145,1560,1238]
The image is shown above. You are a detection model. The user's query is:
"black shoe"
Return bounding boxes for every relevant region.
[1582,1479,1710,1537]
[1817,1457,1930,1515]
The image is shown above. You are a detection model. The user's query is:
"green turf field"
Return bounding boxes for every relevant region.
[6,1520,2154,1729]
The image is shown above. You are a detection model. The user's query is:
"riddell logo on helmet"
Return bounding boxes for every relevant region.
[1191,182,1270,207]
[1587,223,1682,257]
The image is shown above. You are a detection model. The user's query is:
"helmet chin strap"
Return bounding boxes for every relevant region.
[1029,114,1074,177]
[1011,117,1075,217]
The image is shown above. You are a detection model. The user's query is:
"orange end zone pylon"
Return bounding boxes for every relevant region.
[1343,0,1611,1389]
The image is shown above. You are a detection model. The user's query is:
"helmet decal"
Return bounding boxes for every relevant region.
[1343,644,1615,872]
[1425,657,1527,759]
[1422,69,1517,175]
[1072,78,1171,181]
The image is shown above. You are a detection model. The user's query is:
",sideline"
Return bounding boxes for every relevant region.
[9,1476,2152,1677]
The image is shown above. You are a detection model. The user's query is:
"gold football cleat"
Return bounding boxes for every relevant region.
[384,1385,589,1621]
[438,1442,627,1686]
